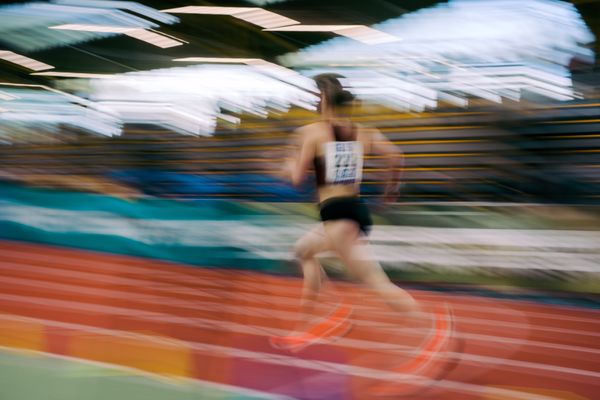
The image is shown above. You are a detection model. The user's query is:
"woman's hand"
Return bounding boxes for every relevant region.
[382,181,401,203]
[275,158,295,182]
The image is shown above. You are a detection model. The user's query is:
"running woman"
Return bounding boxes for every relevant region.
[270,73,433,351]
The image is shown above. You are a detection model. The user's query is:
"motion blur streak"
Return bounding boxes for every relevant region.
[0,1,598,400]
[283,0,593,109]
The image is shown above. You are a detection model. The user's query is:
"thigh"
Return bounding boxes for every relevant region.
[323,220,389,283]
[294,224,335,259]
[323,219,362,252]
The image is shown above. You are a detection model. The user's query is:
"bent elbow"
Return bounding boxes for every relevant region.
[291,175,303,187]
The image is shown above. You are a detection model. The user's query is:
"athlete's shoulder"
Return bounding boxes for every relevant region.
[295,121,328,139]
[354,123,381,141]
[354,123,379,134]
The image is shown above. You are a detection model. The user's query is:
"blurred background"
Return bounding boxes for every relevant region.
[0,1,599,399]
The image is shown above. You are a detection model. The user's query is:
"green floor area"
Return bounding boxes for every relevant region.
[0,349,285,400]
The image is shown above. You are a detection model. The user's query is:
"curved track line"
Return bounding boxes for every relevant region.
[0,315,571,400]
[1,292,599,381]
[0,261,597,340]
[2,274,598,358]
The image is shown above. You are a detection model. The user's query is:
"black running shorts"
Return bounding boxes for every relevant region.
[319,196,372,235]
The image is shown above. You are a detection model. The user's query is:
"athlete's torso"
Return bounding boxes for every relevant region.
[307,121,374,203]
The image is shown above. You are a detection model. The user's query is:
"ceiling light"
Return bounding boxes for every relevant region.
[174,57,254,63]
[334,26,400,44]
[265,25,400,44]
[163,6,254,14]
[0,2,178,52]
[31,72,116,79]
[0,50,53,71]
[162,6,299,29]
[53,0,178,25]
[266,24,361,32]
[246,0,289,4]
[50,24,185,48]
[124,29,184,48]
[173,57,299,77]
[50,23,134,33]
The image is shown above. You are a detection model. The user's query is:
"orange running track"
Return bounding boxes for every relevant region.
[0,239,598,400]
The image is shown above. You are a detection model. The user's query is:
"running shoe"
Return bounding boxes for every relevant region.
[370,303,456,397]
[269,303,353,353]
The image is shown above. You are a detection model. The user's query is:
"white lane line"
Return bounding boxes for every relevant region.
[0,344,295,400]
[2,274,599,357]
[0,275,500,355]
[2,246,599,324]
[1,293,600,380]
[1,261,598,340]
[189,288,600,338]
[0,261,223,298]
[0,314,569,400]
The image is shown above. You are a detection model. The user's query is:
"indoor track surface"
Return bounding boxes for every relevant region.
[0,240,598,400]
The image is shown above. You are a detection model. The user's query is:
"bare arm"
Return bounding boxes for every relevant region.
[285,128,316,187]
[370,129,404,201]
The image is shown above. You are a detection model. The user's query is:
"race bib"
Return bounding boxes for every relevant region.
[324,141,363,184]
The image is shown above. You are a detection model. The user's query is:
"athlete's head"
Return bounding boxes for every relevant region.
[313,73,355,116]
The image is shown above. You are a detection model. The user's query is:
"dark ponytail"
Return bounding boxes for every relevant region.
[313,73,355,109]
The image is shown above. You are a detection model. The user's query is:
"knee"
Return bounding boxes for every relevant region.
[359,269,392,290]
[293,240,312,261]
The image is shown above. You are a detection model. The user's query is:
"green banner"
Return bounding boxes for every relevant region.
[1,182,599,293]
[0,182,297,272]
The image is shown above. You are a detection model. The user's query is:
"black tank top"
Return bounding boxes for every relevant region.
[314,123,360,187]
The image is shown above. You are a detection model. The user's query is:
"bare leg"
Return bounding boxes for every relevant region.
[293,225,335,330]
[270,225,352,351]
[324,220,424,322]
